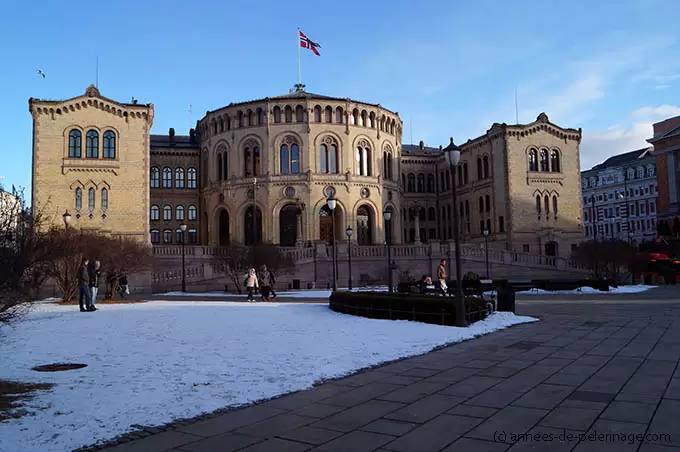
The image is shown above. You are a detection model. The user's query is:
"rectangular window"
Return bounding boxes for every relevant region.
[498,216,505,232]
[522,244,530,253]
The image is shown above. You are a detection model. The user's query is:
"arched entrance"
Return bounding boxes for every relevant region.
[319,204,343,242]
[545,241,558,257]
[244,206,262,246]
[218,209,230,246]
[356,205,373,245]
[280,204,302,246]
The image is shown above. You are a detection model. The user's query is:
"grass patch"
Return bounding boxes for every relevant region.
[0,380,54,422]
[56,299,147,306]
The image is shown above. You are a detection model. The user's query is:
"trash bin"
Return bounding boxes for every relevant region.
[293,279,301,290]
[497,287,516,313]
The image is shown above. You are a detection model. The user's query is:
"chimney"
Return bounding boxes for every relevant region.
[189,128,196,142]
[419,140,424,150]
[169,128,175,139]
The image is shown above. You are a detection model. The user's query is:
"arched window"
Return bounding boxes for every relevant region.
[284,106,293,123]
[150,229,160,244]
[246,109,252,127]
[407,173,415,192]
[336,107,344,124]
[356,141,372,176]
[360,110,367,127]
[427,174,435,192]
[103,131,116,159]
[101,188,108,212]
[175,168,185,189]
[369,112,376,128]
[163,229,172,244]
[402,173,406,189]
[162,167,172,188]
[188,205,197,220]
[463,163,469,184]
[175,205,184,221]
[244,143,260,177]
[257,108,265,125]
[188,229,197,244]
[295,105,304,122]
[553,195,558,216]
[88,187,95,213]
[417,174,425,192]
[219,118,224,133]
[477,158,483,180]
[237,111,244,127]
[217,154,223,180]
[150,205,160,221]
[457,166,463,186]
[320,139,339,174]
[529,149,538,171]
[638,167,644,178]
[176,228,185,244]
[86,130,99,158]
[540,150,549,171]
[483,156,489,178]
[325,106,332,123]
[163,205,172,221]
[273,106,281,123]
[485,195,490,212]
[75,187,82,211]
[314,106,321,122]
[280,139,300,174]
[150,167,160,188]
[479,196,484,213]
[544,195,550,214]
[188,167,197,189]
[536,195,541,215]
[352,109,359,125]
[226,115,231,130]
[428,207,436,221]
[68,129,82,158]
[550,150,560,172]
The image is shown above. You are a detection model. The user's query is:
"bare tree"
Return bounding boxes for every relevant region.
[99,236,153,299]
[212,243,294,293]
[572,239,636,283]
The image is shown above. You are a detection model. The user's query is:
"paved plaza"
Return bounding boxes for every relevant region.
[93,287,680,452]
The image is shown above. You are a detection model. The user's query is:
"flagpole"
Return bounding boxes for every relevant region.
[297,27,301,86]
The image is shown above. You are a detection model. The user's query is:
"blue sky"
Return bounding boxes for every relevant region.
[1,0,679,200]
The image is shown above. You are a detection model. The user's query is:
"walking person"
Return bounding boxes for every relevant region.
[77,257,92,312]
[243,268,259,302]
[87,260,101,311]
[118,275,129,298]
[259,265,275,302]
[437,259,448,297]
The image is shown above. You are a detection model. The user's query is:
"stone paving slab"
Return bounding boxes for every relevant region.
[92,293,680,452]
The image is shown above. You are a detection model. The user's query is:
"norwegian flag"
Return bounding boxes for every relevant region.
[299,30,321,56]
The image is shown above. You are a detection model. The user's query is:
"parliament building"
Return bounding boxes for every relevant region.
[29,84,585,258]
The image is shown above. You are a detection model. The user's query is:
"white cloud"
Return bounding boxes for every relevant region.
[632,105,680,118]
[580,104,680,170]
[655,84,671,90]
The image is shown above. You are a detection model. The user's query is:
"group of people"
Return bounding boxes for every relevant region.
[76,258,129,311]
[243,265,277,302]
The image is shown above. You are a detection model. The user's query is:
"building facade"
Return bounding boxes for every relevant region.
[31,86,584,258]
[29,85,154,240]
[581,148,657,245]
[648,115,680,234]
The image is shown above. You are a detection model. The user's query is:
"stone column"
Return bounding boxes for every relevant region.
[414,211,421,244]
[295,213,303,247]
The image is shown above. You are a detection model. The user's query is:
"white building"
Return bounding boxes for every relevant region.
[0,188,22,242]
[581,147,657,245]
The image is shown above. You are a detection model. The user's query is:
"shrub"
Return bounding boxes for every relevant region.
[329,291,488,326]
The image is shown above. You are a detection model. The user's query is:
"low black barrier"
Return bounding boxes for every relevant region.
[328,291,490,326]
[397,278,616,296]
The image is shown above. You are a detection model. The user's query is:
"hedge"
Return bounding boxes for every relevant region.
[328,291,489,326]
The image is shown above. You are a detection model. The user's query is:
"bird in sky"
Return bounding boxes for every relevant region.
[37,69,46,78]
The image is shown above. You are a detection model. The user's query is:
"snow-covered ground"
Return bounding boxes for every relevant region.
[0,301,536,452]
[484,284,654,297]
[159,285,389,299]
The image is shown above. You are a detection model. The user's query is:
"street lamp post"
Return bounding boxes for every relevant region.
[180,223,187,293]
[483,229,490,279]
[383,210,393,292]
[62,210,72,300]
[346,226,353,290]
[251,177,257,269]
[327,196,338,291]
[443,137,468,327]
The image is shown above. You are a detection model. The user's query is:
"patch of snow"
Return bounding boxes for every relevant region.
[484,284,654,297]
[0,301,535,452]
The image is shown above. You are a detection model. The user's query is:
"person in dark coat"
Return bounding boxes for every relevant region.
[259,265,276,302]
[87,260,101,311]
[118,275,129,298]
[77,258,91,312]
